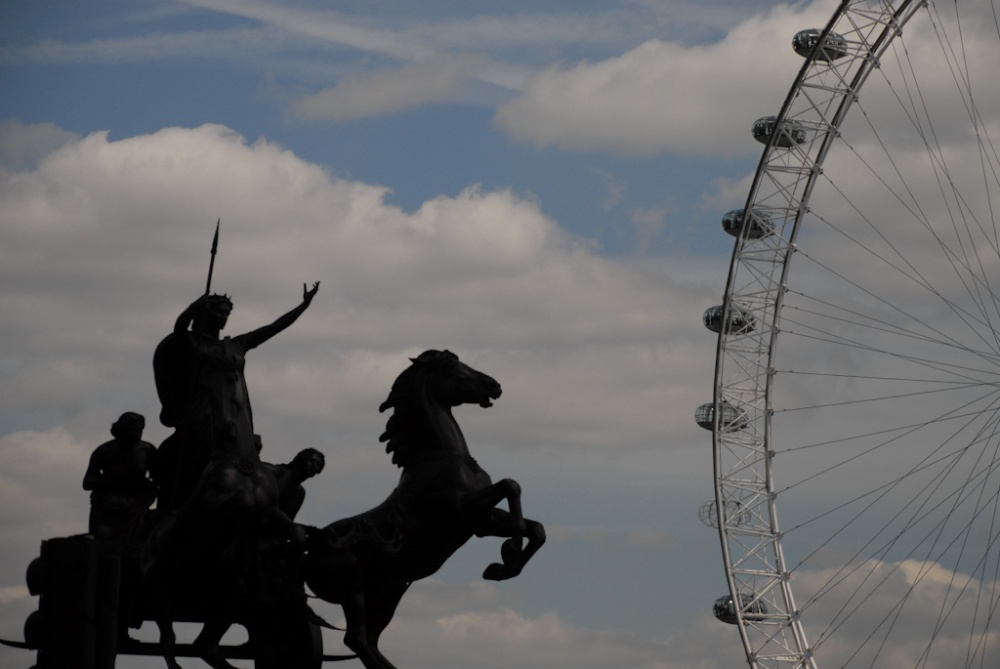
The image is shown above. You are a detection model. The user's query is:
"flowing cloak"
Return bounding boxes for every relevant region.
[153,332,190,429]
[153,330,259,508]
[154,331,257,443]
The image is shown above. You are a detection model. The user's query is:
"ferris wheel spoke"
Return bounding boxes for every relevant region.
[787,226,1000,359]
[795,456,1000,648]
[705,2,1000,667]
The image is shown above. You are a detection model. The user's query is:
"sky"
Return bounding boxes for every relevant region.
[3,2,997,668]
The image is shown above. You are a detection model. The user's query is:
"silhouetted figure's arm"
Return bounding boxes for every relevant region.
[240,282,319,349]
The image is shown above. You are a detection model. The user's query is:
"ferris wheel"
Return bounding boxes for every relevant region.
[697,1,1000,667]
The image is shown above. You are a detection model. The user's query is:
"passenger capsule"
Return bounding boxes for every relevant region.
[698,499,748,529]
[753,116,806,148]
[695,401,748,431]
[697,500,718,528]
[703,304,756,335]
[722,209,773,239]
[792,28,849,61]
[713,593,768,625]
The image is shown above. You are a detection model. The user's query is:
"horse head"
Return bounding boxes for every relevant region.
[378,350,501,467]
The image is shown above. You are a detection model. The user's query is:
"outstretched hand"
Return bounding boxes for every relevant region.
[303,281,320,304]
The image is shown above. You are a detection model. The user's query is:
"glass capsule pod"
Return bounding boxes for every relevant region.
[713,592,768,625]
[792,28,849,61]
[703,304,756,335]
[722,208,774,239]
[698,499,749,529]
[694,400,748,432]
[752,115,807,148]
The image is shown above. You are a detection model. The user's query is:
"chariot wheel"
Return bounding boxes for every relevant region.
[703,1,1000,667]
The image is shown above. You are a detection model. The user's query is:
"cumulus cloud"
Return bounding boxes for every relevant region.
[0,119,81,170]
[0,122,718,667]
[6,2,1000,668]
[0,122,713,452]
[316,579,748,669]
[494,3,832,156]
[790,559,1000,669]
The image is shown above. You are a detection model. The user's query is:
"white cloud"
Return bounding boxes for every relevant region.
[0,121,719,667]
[494,3,833,156]
[3,4,999,668]
[0,121,711,398]
[790,558,1000,669]
[0,26,302,64]
[180,0,436,62]
[0,2,835,131]
[0,124,716,489]
[0,586,28,605]
[0,119,81,170]
[328,579,748,669]
[179,0,769,64]
[290,57,478,122]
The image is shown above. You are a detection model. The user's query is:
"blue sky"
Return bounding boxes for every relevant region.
[2,0,785,259]
[6,1,978,668]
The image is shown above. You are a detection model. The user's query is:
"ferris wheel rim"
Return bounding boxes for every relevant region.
[710,1,929,666]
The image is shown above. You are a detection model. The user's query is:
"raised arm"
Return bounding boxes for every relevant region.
[174,295,207,336]
[240,282,319,350]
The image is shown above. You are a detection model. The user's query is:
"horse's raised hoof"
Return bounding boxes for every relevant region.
[482,562,510,580]
[483,561,522,581]
[500,538,522,562]
[484,538,525,580]
[486,539,526,580]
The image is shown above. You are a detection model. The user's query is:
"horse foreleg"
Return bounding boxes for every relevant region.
[479,509,546,581]
[456,479,536,579]
[459,479,526,542]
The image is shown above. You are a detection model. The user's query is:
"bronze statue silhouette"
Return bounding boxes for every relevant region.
[305,350,546,669]
[12,226,546,669]
[144,282,321,669]
[153,283,319,511]
[267,447,326,520]
[140,446,330,669]
[83,412,159,553]
[13,347,544,669]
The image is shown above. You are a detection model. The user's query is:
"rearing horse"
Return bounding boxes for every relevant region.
[305,350,545,669]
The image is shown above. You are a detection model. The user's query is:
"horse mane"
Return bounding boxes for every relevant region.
[378,350,457,467]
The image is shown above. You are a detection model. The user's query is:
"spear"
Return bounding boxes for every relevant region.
[205,218,220,295]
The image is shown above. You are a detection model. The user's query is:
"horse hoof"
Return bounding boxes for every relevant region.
[483,562,509,580]
[484,562,523,581]
[500,538,522,563]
